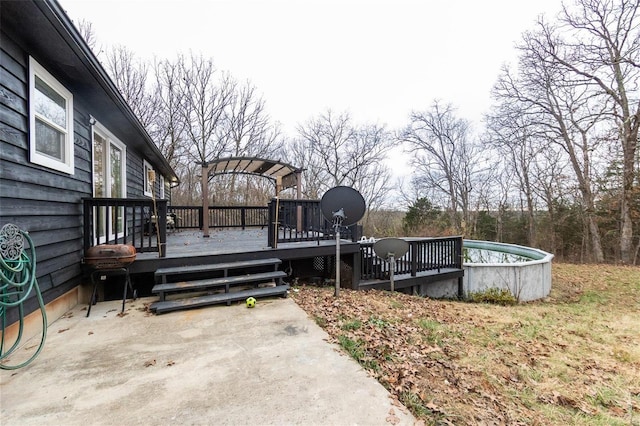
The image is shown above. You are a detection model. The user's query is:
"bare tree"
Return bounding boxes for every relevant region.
[75,19,98,52]
[350,123,395,213]
[537,0,640,263]
[485,100,546,246]
[532,143,572,255]
[492,20,613,262]
[295,110,394,211]
[103,45,158,129]
[287,136,325,199]
[152,57,186,170]
[297,110,358,187]
[400,101,481,234]
[225,80,280,158]
[177,53,235,165]
[222,79,283,203]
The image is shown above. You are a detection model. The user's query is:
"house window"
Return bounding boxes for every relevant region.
[143,160,155,197]
[92,121,126,242]
[29,57,74,174]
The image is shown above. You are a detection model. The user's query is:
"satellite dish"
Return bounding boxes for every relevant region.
[373,238,410,261]
[373,238,409,292]
[320,186,366,227]
[319,186,366,297]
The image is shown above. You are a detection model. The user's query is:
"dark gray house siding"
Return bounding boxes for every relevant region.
[1,29,88,319]
[0,0,178,324]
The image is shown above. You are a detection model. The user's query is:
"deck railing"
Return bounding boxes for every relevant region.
[267,199,360,247]
[359,236,463,280]
[83,199,362,254]
[82,198,168,257]
[170,200,361,246]
[168,205,268,230]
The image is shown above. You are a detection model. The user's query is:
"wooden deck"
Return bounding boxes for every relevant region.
[124,229,464,296]
[81,200,463,304]
[129,228,360,278]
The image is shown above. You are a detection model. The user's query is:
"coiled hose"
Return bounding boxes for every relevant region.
[0,224,47,370]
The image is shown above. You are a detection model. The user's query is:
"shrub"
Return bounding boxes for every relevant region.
[467,288,517,305]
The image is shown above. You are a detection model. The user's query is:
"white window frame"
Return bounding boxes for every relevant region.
[159,175,166,199]
[143,159,155,197]
[92,120,127,244]
[29,56,74,174]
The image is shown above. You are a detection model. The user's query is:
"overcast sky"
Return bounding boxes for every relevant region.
[60,0,565,136]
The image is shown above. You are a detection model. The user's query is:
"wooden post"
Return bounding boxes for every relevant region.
[158,200,167,257]
[296,170,303,232]
[273,176,282,248]
[201,162,210,238]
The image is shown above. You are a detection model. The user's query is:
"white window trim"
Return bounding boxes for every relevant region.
[91,120,127,245]
[159,175,166,199]
[29,56,74,174]
[143,159,154,197]
[91,120,127,198]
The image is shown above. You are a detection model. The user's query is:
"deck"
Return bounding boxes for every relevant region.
[81,199,463,297]
[130,228,360,276]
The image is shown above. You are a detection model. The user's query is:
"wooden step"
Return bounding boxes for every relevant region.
[151,284,290,314]
[155,258,282,281]
[152,271,287,301]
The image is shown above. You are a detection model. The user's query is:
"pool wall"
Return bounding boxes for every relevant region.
[462,240,554,302]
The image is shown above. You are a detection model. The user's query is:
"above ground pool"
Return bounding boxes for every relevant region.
[462,240,554,302]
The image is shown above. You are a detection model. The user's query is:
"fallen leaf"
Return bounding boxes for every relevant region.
[144,359,156,367]
[58,328,69,333]
[385,408,400,425]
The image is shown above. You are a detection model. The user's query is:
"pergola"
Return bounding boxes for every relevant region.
[200,157,303,237]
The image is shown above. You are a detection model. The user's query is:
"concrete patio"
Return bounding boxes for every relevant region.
[1,296,415,425]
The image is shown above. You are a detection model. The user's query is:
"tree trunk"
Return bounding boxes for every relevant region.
[587,213,604,263]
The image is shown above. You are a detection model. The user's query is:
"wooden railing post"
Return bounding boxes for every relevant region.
[267,199,275,248]
[157,200,167,257]
[411,241,418,277]
[455,236,463,268]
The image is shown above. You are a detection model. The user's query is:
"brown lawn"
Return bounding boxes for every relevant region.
[291,263,640,425]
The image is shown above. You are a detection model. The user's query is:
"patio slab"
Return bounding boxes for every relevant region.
[1,296,415,425]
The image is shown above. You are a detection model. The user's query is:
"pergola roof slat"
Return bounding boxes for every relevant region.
[204,157,301,189]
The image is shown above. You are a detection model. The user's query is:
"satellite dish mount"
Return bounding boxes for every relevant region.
[373,238,410,292]
[320,186,366,297]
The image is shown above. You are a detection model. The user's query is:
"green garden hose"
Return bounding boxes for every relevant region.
[0,224,47,370]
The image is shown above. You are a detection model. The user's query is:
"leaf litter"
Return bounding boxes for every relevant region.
[291,263,640,425]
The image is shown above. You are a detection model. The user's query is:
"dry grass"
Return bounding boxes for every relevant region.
[291,263,640,425]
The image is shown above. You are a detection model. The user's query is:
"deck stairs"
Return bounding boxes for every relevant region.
[150,258,289,314]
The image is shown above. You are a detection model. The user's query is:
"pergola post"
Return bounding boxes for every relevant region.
[273,176,282,249]
[201,162,210,238]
